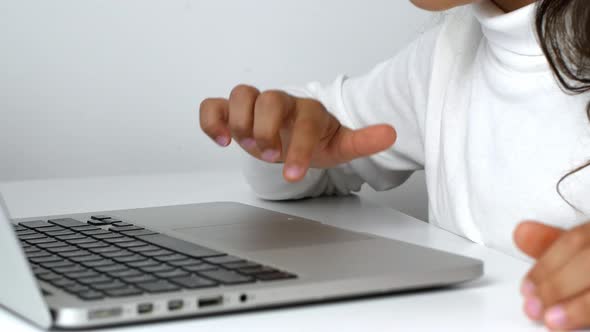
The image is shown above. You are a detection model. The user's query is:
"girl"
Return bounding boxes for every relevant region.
[199,0,590,329]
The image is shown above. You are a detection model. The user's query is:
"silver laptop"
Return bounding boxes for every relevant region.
[0,193,483,329]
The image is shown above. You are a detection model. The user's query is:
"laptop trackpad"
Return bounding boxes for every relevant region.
[172,220,372,252]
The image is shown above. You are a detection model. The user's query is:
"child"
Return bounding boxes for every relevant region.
[199,0,590,329]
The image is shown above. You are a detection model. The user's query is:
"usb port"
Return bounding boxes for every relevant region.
[198,296,223,308]
[168,300,184,311]
[137,303,153,315]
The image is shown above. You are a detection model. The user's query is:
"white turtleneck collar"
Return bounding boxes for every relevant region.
[473,0,543,57]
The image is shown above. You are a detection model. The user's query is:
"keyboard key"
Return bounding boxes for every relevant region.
[111,222,132,227]
[66,270,100,279]
[104,286,143,297]
[37,242,69,249]
[103,237,135,244]
[92,233,124,240]
[237,266,277,275]
[71,225,101,232]
[139,264,174,273]
[121,274,157,284]
[32,265,50,275]
[78,290,104,300]
[100,250,134,258]
[79,275,113,284]
[203,256,244,265]
[55,234,86,241]
[26,238,57,245]
[77,242,109,249]
[223,261,261,270]
[127,259,160,268]
[171,275,217,289]
[38,272,62,281]
[168,258,202,266]
[41,261,75,269]
[46,244,79,252]
[154,253,189,262]
[141,249,173,257]
[138,234,224,258]
[70,255,103,263]
[16,229,37,236]
[66,238,97,245]
[51,277,77,288]
[94,264,129,273]
[13,225,28,231]
[24,246,42,254]
[256,272,297,281]
[137,280,179,293]
[36,226,66,233]
[198,269,254,285]
[90,215,112,221]
[112,254,147,263]
[154,269,190,279]
[81,259,116,268]
[59,250,92,258]
[92,281,128,291]
[49,218,86,228]
[87,220,110,226]
[116,241,148,248]
[182,263,217,272]
[20,220,51,229]
[81,230,111,236]
[18,234,46,240]
[110,226,144,233]
[120,229,158,237]
[107,269,142,278]
[26,250,52,258]
[67,284,91,294]
[53,265,87,274]
[127,245,160,253]
[88,246,121,254]
[45,230,76,237]
[30,255,62,264]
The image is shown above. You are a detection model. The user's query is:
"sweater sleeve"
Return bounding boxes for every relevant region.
[243,24,442,201]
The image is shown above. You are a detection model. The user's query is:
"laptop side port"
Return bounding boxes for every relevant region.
[168,299,184,311]
[197,296,223,308]
[137,303,154,315]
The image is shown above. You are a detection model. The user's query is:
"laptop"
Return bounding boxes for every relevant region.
[0,193,483,329]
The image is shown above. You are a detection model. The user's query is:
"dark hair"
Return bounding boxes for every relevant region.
[535,0,590,210]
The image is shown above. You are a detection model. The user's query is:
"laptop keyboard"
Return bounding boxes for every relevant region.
[13,215,297,301]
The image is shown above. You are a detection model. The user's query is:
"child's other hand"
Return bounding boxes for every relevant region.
[514,220,590,330]
[199,85,397,182]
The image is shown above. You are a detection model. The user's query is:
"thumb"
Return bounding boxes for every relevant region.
[514,221,564,259]
[330,124,397,164]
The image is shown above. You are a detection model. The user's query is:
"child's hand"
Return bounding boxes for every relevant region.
[514,220,590,330]
[199,85,397,182]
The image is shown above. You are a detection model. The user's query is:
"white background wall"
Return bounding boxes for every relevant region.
[0,0,431,221]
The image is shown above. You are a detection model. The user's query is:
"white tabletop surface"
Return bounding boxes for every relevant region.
[0,171,549,332]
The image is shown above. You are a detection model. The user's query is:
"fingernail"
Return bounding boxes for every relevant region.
[240,138,256,150]
[545,305,567,329]
[521,280,536,297]
[261,150,280,162]
[285,166,303,179]
[524,296,543,320]
[215,136,230,147]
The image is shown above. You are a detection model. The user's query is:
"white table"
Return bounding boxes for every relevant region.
[0,171,547,332]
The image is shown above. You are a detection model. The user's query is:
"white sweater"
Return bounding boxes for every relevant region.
[242,1,590,258]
